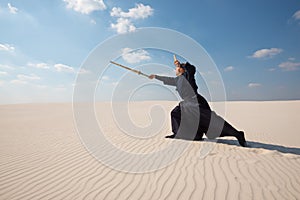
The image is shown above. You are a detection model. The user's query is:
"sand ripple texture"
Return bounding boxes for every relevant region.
[0,101,300,200]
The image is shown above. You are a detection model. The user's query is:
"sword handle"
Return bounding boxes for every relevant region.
[173,54,177,62]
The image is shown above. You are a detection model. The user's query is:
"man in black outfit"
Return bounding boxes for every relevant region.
[149,59,247,147]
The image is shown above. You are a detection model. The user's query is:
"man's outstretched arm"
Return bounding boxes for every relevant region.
[149,74,177,86]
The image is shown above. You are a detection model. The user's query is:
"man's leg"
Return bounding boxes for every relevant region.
[166,105,181,138]
[195,129,204,141]
[205,112,247,147]
[220,121,247,147]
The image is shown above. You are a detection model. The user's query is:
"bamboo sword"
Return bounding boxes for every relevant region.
[110,61,150,78]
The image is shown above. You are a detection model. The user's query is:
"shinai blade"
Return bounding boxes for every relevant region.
[110,61,150,78]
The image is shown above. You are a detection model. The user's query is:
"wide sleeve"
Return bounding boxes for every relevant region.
[155,75,177,86]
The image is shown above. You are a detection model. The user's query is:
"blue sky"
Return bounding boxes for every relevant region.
[0,0,300,103]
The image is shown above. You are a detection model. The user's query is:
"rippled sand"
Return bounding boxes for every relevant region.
[0,101,299,199]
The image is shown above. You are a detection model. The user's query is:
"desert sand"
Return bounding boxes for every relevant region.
[0,101,300,200]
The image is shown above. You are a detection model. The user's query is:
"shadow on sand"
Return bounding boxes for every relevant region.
[213,139,300,156]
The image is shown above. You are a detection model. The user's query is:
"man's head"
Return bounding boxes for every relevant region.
[174,60,185,76]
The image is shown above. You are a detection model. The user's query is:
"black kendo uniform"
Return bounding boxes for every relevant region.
[155,62,247,147]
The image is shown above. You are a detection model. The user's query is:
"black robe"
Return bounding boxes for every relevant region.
[155,62,212,140]
[155,62,242,141]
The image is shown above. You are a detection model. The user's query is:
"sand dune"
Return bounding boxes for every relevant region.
[0,101,300,199]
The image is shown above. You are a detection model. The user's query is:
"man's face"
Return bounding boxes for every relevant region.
[174,60,184,76]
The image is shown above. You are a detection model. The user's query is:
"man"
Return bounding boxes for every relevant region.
[149,59,247,147]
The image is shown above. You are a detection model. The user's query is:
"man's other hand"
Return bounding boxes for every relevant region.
[174,60,180,68]
[149,74,156,79]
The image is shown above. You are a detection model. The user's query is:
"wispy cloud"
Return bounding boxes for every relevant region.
[249,48,282,59]
[110,3,153,34]
[248,83,261,88]
[0,71,8,76]
[35,84,48,89]
[0,64,15,70]
[78,68,90,74]
[288,57,296,61]
[279,61,300,71]
[224,66,234,72]
[10,79,27,85]
[268,68,276,72]
[101,75,110,81]
[54,63,75,73]
[0,43,15,52]
[28,62,87,74]
[17,74,41,81]
[293,10,300,21]
[90,19,96,24]
[7,3,18,14]
[54,85,67,91]
[122,48,151,64]
[63,0,106,14]
[27,62,51,69]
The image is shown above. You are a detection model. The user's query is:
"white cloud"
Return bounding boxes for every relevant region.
[8,73,40,86]
[288,57,296,61]
[0,80,4,86]
[110,3,153,34]
[0,64,13,69]
[250,48,282,59]
[248,83,261,88]
[224,66,234,72]
[0,71,8,76]
[268,68,276,72]
[279,61,300,71]
[111,18,136,34]
[102,75,110,81]
[0,43,15,52]
[63,0,106,14]
[17,74,41,81]
[54,85,67,91]
[112,81,118,86]
[78,68,90,74]
[10,79,27,85]
[27,62,51,69]
[122,48,151,64]
[293,10,300,21]
[110,3,153,19]
[35,84,48,89]
[54,63,75,73]
[90,19,96,24]
[8,3,18,14]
